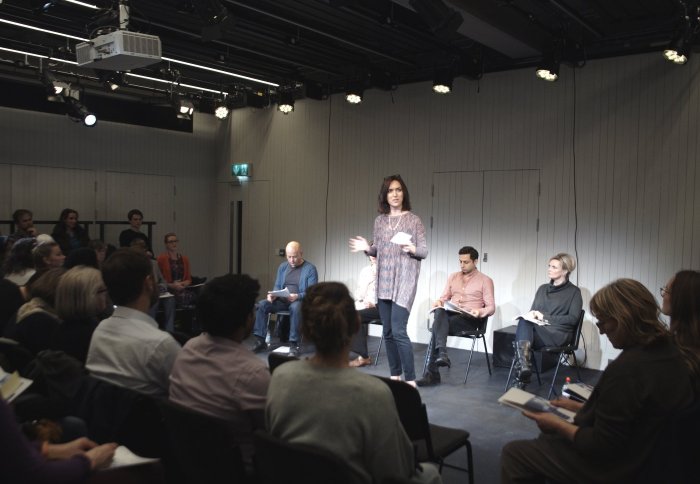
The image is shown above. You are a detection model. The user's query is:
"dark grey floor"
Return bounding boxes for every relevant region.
[250,335,602,484]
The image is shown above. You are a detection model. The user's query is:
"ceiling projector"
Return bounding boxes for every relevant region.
[76,30,162,71]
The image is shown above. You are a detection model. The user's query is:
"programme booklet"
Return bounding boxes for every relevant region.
[498,387,576,423]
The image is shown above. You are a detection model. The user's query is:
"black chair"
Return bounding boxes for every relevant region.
[422,316,492,384]
[265,310,291,342]
[268,352,298,373]
[0,337,34,374]
[252,429,354,484]
[159,399,248,484]
[505,310,586,399]
[376,376,474,483]
[72,376,168,458]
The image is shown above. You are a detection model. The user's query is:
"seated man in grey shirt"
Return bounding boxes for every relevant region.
[86,248,181,398]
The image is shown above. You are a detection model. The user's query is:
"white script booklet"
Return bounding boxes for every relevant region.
[268,287,291,298]
[429,300,475,317]
[498,387,576,423]
[0,369,32,403]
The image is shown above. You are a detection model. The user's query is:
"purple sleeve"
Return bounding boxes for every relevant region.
[0,400,91,484]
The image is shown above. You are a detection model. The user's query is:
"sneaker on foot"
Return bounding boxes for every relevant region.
[288,343,300,358]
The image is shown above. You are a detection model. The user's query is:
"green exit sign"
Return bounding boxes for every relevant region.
[231,163,251,177]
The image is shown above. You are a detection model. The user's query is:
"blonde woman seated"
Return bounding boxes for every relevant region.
[266,282,441,484]
[501,279,695,483]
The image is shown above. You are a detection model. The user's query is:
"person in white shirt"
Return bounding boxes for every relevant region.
[348,254,379,367]
[86,248,181,397]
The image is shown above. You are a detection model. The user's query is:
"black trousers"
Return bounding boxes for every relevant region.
[349,307,380,358]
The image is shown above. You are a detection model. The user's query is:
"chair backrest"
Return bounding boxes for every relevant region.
[159,399,246,484]
[252,429,354,484]
[453,316,489,337]
[375,376,434,460]
[0,337,34,374]
[72,376,167,458]
[568,310,586,349]
[268,352,298,373]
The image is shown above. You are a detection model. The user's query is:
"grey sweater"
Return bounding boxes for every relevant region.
[266,361,416,484]
[530,280,582,345]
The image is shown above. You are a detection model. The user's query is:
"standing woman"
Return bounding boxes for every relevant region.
[350,175,427,386]
[51,209,89,257]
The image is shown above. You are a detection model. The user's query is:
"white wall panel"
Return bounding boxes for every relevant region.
[11,165,97,236]
[222,52,700,369]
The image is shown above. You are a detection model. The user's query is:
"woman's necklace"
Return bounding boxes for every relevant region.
[389,212,405,231]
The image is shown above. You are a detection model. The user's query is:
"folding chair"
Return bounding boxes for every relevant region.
[422,316,492,384]
[252,429,354,484]
[505,310,586,399]
[376,376,474,483]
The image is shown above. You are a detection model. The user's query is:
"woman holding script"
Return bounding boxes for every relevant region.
[349,174,427,387]
[512,253,582,389]
[501,278,695,483]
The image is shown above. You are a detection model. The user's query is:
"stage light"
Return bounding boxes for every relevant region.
[173,97,195,119]
[664,35,690,65]
[536,47,560,82]
[41,70,70,101]
[214,102,229,119]
[432,67,453,94]
[277,91,295,114]
[66,98,97,126]
[345,84,363,104]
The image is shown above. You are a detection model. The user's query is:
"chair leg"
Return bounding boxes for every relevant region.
[547,353,564,400]
[572,351,583,382]
[532,353,541,385]
[466,440,474,484]
[373,333,384,366]
[463,337,477,384]
[482,334,492,376]
[505,356,516,391]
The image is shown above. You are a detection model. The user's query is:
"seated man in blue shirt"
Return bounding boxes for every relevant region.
[251,241,318,357]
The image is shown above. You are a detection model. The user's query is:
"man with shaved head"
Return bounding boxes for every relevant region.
[251,241,318,357]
